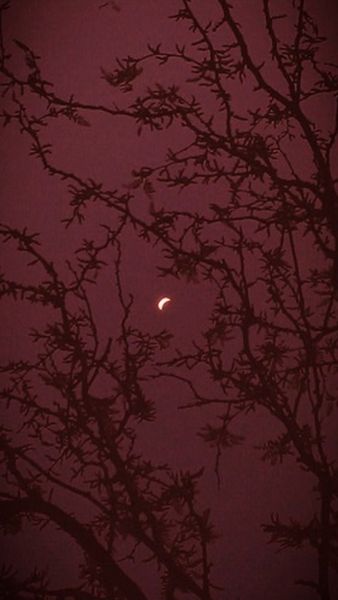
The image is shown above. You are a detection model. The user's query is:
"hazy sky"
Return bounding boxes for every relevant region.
[1,2,338,599]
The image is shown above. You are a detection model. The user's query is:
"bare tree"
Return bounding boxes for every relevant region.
[0,224,218,600]
[1,1,338,599]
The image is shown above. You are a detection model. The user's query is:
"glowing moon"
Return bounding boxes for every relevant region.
[158,297,171,311]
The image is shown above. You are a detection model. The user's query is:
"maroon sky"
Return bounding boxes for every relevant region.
[1,2,338,599]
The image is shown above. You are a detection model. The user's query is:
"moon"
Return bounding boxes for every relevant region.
[158,297,171,311]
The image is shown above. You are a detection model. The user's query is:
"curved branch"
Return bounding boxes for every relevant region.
[0,496,149,600]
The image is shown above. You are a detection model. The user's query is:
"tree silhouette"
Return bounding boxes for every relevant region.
[1,1,338,599]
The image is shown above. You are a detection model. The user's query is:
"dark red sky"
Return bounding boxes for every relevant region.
[1,2,338,599]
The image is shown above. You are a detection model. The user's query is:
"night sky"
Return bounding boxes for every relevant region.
[1,2,338,599]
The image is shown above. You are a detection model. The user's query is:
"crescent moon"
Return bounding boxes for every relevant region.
[158,297,171,311]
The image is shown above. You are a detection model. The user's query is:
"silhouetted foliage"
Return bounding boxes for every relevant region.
[1,1,338,599]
